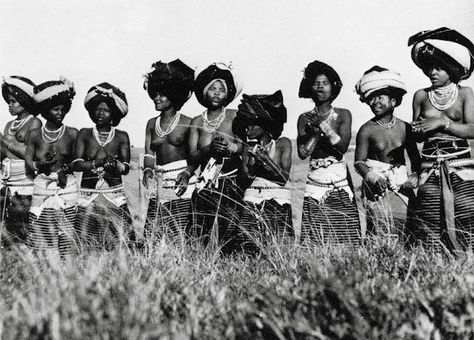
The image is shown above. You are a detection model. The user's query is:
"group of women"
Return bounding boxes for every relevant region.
[1,27,473,254]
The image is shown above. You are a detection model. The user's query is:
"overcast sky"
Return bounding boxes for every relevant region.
[1,0,473,146]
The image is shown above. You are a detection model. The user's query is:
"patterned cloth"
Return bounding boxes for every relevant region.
[76,184,131,250]
[190,172,244,253]
[408,138,474,252]
[144,160,195,242]
[0,158,33,245]
[362,159,412,239]
[301,157,360,245]
[28,173,79,254]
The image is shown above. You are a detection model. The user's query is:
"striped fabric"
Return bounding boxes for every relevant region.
[28,207,77,254]
[0,188,31,245]
[239,200,294,253]
[301,191,361,246]
[75,198,132,251]
[407,166,474,251]
[407,139,474,252]
[363,188,409,240]
[189,175,244,253]
[144,197,191,243]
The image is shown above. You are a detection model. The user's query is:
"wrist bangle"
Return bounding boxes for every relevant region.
[144,154,156,159]
[7,142,13,151]
[33,161,38,171]
[444,120,451,131]
[92,160,96,169]
[144,167,153,173]
[182,169,192,177]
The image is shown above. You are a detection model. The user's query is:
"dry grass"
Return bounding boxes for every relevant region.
[1,142,474,339]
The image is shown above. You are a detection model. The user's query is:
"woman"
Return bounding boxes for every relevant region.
[354,66,420,240]
[142,59,195,243]
[0,76,42,246]
[233,90,293,251]
[297,60,360,245]
[187,62,243,252]
[408,27,474,252]
[25,77,78,254]
[73,82,132,250]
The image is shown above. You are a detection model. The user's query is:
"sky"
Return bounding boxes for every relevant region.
[1,0,473,146]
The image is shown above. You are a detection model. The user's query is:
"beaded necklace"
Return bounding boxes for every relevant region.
[8,115,33,135]
[376,116,396,129]
[155,112,181,138]
[41,125,65,144]
[428,83,458,111]
[201,107,226,133]
[93,126,115,147]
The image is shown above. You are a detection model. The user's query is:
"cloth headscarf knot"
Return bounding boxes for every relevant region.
[355,66,407,106]
[194,62,242,107]
[233,90,287,140]
[2,75,38,115]
[84,82,128,126]
[33,77,76,115]
[143,59,194,110]
[408,27,474,83]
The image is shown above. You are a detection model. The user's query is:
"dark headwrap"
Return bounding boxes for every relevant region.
[143,59,194,110]
[299,60,343,101]
[194,62,242,107]
[233,90,287,140]
[355,66,407,107]
[33,77,76,115]
[2,76,38,115]
[84,82,128,126]
[409,27,474,83]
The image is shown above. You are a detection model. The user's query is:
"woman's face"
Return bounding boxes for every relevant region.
[206,80,227,108]
[7,93,26,116]
[92,101,113,127]
[423,64,451,87]
[367,93,396,117]
[153,92,173,112]
[311,74,332,103]
[46,104,67,125]
[246,124,265,140]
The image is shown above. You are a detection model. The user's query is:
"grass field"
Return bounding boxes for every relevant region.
[1,142,474,339]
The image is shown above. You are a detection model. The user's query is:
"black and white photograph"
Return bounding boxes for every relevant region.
[1,0,473,338]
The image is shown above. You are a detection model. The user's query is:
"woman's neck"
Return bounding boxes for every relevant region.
[314,101,332,114]
[160,106,177,119]
[207,106,225,118]
[15,112,31,120]
[375,112,394,124]
[45,121,63,130]
[96,124,112,133]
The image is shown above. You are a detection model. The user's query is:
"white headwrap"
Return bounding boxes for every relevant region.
[355,68,407,102]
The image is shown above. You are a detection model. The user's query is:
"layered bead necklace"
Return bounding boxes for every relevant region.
[155,112,181,138]
[8,115,33,135]
[93,126,116,147]
[202,107,226,133]
[428,83,459,111]
[376,116,396,129]
[41,125,66,144]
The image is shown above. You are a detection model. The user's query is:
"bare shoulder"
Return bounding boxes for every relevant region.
[66,126,79,138]
[78,127,92,137]
[334,107,352,119]
[146,117,157,129]
[459,85,474,97]
[29,117,42,129]
[179,113,192,125]
[226,108,237,119]
[115,129,130,141]
[276,137,292,149]
[357,120,375,138]
[414,88,428,100]
[28,126,41,140]
[191,114,203,127]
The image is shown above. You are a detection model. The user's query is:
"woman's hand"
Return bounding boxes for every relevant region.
[142,168,154,189]
[175,170,190,196]
[411,117,448,134]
